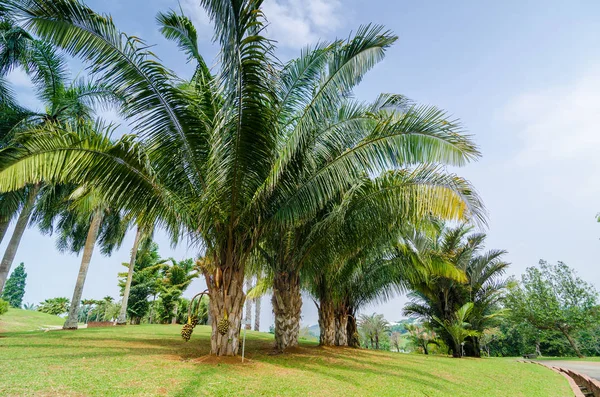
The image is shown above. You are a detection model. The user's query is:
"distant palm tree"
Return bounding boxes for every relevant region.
[359,313,389,350]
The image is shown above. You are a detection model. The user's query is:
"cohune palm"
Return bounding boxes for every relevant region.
[0,0,484,355]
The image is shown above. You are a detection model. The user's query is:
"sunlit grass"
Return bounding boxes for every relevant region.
[0,311,571,396]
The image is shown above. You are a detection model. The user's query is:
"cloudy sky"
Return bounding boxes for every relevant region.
[3,0,600,329]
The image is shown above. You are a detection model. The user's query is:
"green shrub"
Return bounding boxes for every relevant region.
[0,299,9,316]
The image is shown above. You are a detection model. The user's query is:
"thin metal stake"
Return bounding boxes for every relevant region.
[242,325,247,362]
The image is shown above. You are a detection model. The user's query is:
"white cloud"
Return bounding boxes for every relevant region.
[502,69,600,200]
[172,0,343,50]
[261,0,342,49]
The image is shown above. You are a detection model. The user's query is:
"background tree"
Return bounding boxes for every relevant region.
[37,297,69,315]
[433,302,478,358]
[505,260,599,358]
[1,262,26,307]
[0,299,8,316]
[406,324,437,355]
[156,258,198,324]
[359,313,389,350]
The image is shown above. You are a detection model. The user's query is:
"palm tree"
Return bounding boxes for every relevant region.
[404,224,509,357]
[359,313,389,350]
[37,184,126,329]
[157,258,198,323]
[0,18,118,292]
[433,302,478,358]
[1,0,482,355]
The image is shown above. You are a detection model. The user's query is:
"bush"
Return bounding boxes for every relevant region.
[0,299,9,316]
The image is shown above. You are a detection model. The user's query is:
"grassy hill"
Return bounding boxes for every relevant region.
[0,308,64,333]
[0,312,572,396]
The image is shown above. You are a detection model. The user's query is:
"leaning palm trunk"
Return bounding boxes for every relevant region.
[318,298,336,346]
[203,265,246,356]
[0,184,39,292]
[254,295,261,331]
[0,219,9,245]
[117,227,142,324]
[272,270,302,352]
[63,211,103,329]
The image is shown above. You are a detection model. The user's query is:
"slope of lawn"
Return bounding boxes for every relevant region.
[0,320,572,397]
[0,308,64,332]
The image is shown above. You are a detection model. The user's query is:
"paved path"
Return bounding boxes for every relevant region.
[539,360,600,381]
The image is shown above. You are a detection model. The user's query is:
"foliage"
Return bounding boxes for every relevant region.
[37,297,69,315]
[359,313,390,350]
[404,224,509,357]
[433,302,479,357]
[505,260,599,358]
[0,298,8,316]
[1,262,26,307]
[22,302,36,310]
[406,324,438,354]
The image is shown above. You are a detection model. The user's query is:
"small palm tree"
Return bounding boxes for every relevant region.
[433,302,479,358]
[359,313,389,350]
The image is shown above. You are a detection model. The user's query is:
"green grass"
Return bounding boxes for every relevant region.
[0,308,65,332]
[0,315,572,396]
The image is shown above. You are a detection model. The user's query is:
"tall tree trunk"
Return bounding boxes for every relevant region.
[244,277,252,330]
[375,333,380,350]
[334,307,348,346]
[117,227,142,325]
[204,264,245,356]
[0,185,39,293]
[171,304,178,324]
[0,218,9,246]
[272,270,302,352]
[560,326,584,358]
[346,312,360,348]
[254,295,261,331]
[318,298,335,346]
[63,211,102,329]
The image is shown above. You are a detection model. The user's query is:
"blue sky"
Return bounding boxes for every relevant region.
[3,0,600,329]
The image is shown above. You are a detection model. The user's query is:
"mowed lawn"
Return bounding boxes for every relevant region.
[0,310,571,397]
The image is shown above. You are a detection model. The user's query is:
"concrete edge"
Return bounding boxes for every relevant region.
[519,360,585,397]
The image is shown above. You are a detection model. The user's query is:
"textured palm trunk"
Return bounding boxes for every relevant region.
[171,305,178,324]
[0,185,39,293]
[117,227,142,325]
[318,298,336,346]
[346,313,360,348]
[0,219,9,245]
[272,270,302,352]
[254,295,261,331]
[204,264,245,356]
[244,277,252,330]
[334,307,348,346]
[64,211,103,329]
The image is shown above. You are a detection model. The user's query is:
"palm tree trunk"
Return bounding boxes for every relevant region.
[203,264,246,356]
[346,312,360,348]
[0,218,10,245]
[254,295,261,331]
[335,307,348,346]
[117,226,142,325]
[0,184,39,293]
[272,270,302,352]
[244,277,252,330]
[318,298,336,346]
[63,211,102,330]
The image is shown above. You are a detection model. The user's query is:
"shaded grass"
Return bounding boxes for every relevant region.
[0,322,571,396]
